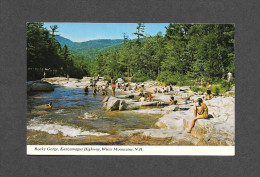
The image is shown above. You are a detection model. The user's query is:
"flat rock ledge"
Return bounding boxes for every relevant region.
[120,97,235,146]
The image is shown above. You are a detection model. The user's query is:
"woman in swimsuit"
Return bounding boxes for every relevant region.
[187,98,208,133]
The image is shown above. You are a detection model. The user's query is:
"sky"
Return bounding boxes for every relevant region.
[44,23,169,42]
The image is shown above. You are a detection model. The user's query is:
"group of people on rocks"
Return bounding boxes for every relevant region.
[153,85,173,94]
[42,72,233,134]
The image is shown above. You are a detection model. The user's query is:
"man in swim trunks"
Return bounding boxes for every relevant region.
[187,98,208,133]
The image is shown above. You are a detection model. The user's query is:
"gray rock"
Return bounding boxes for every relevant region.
[119,100,128,111]
[102,96,110,102]
[106,97,120,111]
[31,82,54,91]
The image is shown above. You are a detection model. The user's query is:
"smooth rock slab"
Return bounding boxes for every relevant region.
[31,82,54,91]
[106,97,121,111]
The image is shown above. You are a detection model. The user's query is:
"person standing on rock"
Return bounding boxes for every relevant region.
[111,77,116,97]
[43,72,46,79]
[187,98,208,133]
[227,72,232,84]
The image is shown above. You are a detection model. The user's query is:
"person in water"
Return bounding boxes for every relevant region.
[93,86,97,95]
[187,98,208,133]
[90,79,93,87]
[84,86,89,93]
[46,101,53,108]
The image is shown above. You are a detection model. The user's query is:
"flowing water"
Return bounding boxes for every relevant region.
[27,86,162,145]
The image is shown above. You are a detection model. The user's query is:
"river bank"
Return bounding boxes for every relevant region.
[27,77,235,145]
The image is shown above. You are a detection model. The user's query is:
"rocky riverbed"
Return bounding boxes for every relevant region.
[27,77,235,146]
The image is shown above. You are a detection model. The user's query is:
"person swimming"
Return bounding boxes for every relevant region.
[46,101,53,108]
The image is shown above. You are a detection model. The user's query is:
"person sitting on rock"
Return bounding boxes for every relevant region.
[154,88,158,94]
[169,85,173,91]
[187,98,208,133]
[139,94,146,102]
[147,94,153,102]
[169,95,175,105]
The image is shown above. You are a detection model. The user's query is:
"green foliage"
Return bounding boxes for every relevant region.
[191,86,207,93]
[27,23,89,80]
[27,23,235,86]
[131,72,150,82]
[212,86,221,96]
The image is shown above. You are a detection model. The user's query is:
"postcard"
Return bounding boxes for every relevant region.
[26,23,235,155]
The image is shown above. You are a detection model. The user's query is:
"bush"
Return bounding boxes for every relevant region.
[131,72,150,82]
[212,85,220,96]
[191,86,207,93]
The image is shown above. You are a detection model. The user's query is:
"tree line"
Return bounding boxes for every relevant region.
[27,23,90,80]
[95,23,234,85]
[27,23,234,86]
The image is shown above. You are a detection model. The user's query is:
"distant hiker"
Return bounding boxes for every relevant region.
[187,98,208,133]
[90,79,93,87]
[111,77,116,97]
[43,72,46,79]
[46,101,53,108]
[67,74,69,80]
[160,81,163,87]
[84,86,89,93]
[227,72,232,83]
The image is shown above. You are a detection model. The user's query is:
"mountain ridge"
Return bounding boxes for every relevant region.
[55,35,123,58]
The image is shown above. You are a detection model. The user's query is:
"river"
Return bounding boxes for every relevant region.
[27,86,162,145]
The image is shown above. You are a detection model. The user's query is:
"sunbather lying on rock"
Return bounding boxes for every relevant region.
[187,98,208,133]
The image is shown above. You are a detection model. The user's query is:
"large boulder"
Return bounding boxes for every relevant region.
[119,100,128,111]
[106,97,121,111]
[116,78,124,83]
[30,82,54,91]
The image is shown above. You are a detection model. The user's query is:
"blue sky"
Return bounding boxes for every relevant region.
[44,23,169,42]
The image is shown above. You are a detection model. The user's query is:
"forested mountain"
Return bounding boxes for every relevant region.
[55,36,123,58]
